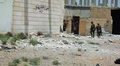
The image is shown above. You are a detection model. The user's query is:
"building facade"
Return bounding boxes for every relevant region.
[0,0,64,34]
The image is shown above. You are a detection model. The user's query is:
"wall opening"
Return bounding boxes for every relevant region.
[111,9,120,35]
[71,16,80,34]
[63,20,69,31]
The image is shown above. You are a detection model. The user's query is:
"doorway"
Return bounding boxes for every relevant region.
[71,16,80,34]
[111,9,120,35]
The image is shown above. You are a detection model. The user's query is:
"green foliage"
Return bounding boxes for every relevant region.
[9,62,18,66]
[78,41,84,44]
[30,58,40,66]
[53,60,61,65]
[22,57,29,62]
[18,32,27,39]
[6,32,13,37]
[9,57,40,66]
[10,35,21,43]
[13,59,21,64]
[9,59,21,66]
[30,39,38,46]
[78,48,82,52]
[37,31,43,36]
[24,64,29,66]
[0,34,10,44]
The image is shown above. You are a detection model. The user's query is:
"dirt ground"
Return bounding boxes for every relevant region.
[0,34,120,66]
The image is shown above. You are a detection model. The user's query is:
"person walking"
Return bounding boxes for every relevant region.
[90,21,95,38]
[96,23,102,38]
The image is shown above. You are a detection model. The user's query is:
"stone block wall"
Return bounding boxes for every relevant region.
[12,0,64,34]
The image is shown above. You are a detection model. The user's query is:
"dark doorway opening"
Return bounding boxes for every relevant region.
[71,16,80,34]
[111,9,120,35]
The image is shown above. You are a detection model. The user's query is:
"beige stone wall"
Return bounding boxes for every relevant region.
[86,19,107,35]
[90,7,112,33]
[12,0,64,34]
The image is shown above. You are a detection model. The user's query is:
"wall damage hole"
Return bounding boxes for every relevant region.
[114,58,120,64]
[111,9,120,35]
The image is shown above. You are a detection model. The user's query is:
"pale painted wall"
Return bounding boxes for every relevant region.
[12,0,64,34]
[0,0,13,33]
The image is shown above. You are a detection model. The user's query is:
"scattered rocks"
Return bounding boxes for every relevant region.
[75,54,81,56]
[95,49,99,51]
[44,33,52,37]
[108,39,114,43]
[100,57,103,60]
[62,40,69,44]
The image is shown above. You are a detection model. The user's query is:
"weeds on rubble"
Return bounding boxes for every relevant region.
[9,59,21,66]
[21,57,29,62]
[30,39,38,46]
[6,32,13,37]
[30,58,40,66]
[78,41,84,44]
[53,60,61,65]
[37,31,43,36]
[10,35,21,43]
[24,64,29,66]
[9,62,18,66]
[0,34,10,45]
[13,59,21,64]
[18,32,27,39]
[9,57,40,66]
[10,33,27,43]
[78,48,82,52]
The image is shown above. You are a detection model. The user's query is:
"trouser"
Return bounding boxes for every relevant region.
[90,30,95,38]
[97,30,102,38]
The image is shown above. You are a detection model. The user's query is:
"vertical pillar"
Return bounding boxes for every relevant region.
[79,0,82,6]
[103,0,107,6]
[91,0,96,6]
[24,0,28,34]
[106,0,108,6]
[98,0,100,6]
[71,0,75,5]
[84,0,86,6]
[48,0,52,33]
[111,0,114,7]
[115,0,118,7]
[87,0,90,6]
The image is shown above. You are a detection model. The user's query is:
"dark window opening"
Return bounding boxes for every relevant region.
[111,9,120,35]
[71,16,80,34]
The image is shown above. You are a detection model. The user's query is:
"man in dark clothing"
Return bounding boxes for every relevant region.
[90,22,95,38]
[96,23,102,38]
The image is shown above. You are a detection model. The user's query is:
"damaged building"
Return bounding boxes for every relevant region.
[0,0,120,36]
[64,0,120,36]
[0,0,64,34]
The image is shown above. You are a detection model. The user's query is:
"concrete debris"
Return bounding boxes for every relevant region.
[44,33,52,37]
[95,49,99,51]
[59,33,76,38]
[62,40,69,44]
[100,57,103,60]
[108,39,113,43]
